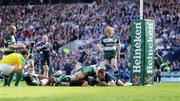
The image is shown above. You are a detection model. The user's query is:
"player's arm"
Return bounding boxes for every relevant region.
[156,52,163,63]
[0,49,3,54]
[82,81,90,86]
[97,81,108,86]
[0,48,7,54]
[98,43,104,52]
[4,35,26,50]
[107,80,116,86]
[8,44,26,50]
[28,59,35,74]
[49,43,57,56]
[117,41,121,55]
[38,75,49,79]
[95,67,101,77]
[51,49,57,56]
[99,37,105,52]
[35,44,47,51]
[116,36,121,60]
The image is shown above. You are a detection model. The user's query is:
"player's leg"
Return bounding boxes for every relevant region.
[28,59,35,74]
[43,64,49,77]
[14,72,23,86]
[3,74,9,86]
[43,59,49,77]
[157,68,161,82]
[103,59,110,65]
[75,50,88,72]
[78,49,88,64]
[6,73,14,86]
[0,64,8,86]
[111,57,120,79]
[56,71,86,83]
[0,64,16,86]
[41,79,50,86]
[116,79,126,86]
[10,67,23,86]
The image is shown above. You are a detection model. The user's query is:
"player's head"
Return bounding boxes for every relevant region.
[105,26,114,37]
[43,35,48,42]
[8,25,17,34]
[97,69,106,81]
[20,49,30,59]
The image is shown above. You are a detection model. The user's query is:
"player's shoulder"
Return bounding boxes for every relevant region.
[113,34,119,39]
[4,33,11,39]
[105,72,113,76]
[100,35,107,39]
[9,53,19,56]
[35,41,43,46]
[105,72,116,79]
[5,53,19,58]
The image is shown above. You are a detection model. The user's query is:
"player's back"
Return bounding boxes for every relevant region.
[0,53,24,68]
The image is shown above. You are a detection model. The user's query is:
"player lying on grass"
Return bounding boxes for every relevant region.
[87,69,126,86]
[24,70,70,86]
[50,48,128,86]
[51,63,108,83]
[23,49,88,86]
[0,50,29,86]
[50,62,128,86]
[23,72,49,86]
[23,63,51,86]
[50,66,128,87]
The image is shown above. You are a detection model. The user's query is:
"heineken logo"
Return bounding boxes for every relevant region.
[131,20,155,85]
[132,22,142,73]
[146,22,154,73]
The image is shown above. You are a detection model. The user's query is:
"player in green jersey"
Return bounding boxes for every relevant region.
[52,64,109,83]
[99,26,121,79]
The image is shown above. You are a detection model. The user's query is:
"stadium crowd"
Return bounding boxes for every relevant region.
[0,0,180,82]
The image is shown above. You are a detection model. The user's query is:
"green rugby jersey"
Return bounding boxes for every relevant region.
[100,34,119,59]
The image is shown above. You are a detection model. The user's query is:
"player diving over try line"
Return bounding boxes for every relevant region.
[50,50,130,86]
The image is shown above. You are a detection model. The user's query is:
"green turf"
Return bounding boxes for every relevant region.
[0,82,180,101]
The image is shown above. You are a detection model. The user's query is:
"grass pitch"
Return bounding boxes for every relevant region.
[0,82,179,101]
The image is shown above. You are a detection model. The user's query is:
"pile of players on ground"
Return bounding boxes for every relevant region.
[24,50,132,87]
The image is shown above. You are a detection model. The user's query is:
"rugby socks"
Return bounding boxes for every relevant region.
[78,50,88,63]
[3,75,9,86]
[58,75,71,82]
[7,73,14,86]
[15,72,23,86]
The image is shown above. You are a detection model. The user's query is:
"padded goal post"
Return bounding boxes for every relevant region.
[130,19,155,85]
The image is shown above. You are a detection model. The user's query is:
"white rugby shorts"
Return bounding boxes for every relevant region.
[0,64,16,74]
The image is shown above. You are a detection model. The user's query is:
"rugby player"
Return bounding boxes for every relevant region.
[35,35,56,77]
[51,64,110,85]
[99,26,121,79]
[0,25,26,86]
[0,50,29,86]
[88,69,127,86]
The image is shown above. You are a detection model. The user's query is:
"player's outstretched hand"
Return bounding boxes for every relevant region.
[0,49,3,54]
[9,44,26,50]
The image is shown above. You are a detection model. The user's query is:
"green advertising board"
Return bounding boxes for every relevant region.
[144,19,155,85]
[131,19,155,85]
